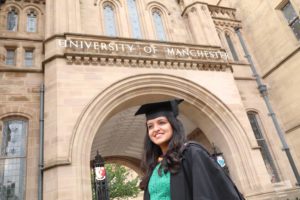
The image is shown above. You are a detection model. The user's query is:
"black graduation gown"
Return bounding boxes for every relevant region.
[144,142,244,200]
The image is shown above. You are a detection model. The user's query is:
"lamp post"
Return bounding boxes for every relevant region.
[93,151,109,200]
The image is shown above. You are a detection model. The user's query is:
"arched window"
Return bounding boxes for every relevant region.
[7,8,18,31]
[152,9,166,41]
[103,4,117,36]
[247,112,280,183]
[127,0,142,39]
[0,119,27,200]
[225,33,239,61]
[27,10,37,33]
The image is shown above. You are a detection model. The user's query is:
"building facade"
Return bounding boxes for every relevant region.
[0,0,300,199]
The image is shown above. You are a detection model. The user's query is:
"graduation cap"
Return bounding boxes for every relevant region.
[0,0,6,6]
[135,99,184,120]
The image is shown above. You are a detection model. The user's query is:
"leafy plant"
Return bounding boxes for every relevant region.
[105,163,140,200]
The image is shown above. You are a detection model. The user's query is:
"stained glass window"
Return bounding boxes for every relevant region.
[7,9,18,31]
[27,11,37,33]
[127,0,142,38]
[0,119,27,200]
[103,4,117,36]
[247,112,280,183]
[152,10,166,41]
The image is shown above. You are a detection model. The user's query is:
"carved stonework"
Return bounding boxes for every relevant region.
[5,0,45,4]
[64,55,229,72]
[208,5,242,29]
[209,5,237,20]
[48,34,231,72]
[214,19,242,29]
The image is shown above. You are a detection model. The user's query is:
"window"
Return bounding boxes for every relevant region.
[24,49,34,67]
[6,49,16,65]
[27,11,37,33]
[281,1,300,40]
[127,0,142,39]
[103,4,117,36]
[225,34,239,61]
[0,119,27,200]
[7,9,18,31]
[152,9,166,41]
[247,112,280,183]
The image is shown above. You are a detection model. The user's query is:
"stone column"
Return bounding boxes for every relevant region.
[0,46,5,64]
[183,3,221,47]
[45,0,81,37]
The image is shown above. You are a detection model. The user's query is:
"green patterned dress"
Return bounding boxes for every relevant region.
[148,163,171,200]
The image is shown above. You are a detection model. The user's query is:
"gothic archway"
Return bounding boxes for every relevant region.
[70,73,267,199]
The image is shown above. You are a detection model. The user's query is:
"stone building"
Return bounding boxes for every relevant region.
[0,0,300,199]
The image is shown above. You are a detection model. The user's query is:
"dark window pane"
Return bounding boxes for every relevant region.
[282,2,298,24]
[0,158,26,200]
[281,1,300,40]
[0,120,27,200]
[7,10,18,31]
[291,19,300,40]
[247,112,280,183]
[225,34,239,61]
[6,50,15,65]
[1,120,26,157]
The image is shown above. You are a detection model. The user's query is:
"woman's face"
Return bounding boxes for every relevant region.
[146,116,173,153]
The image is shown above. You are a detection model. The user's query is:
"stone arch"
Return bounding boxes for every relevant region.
[71,73,266,199]
[96,0,122,7]
[224,27,235,36]
[105,155,142,175]
[146,1,171,15]
[2,4,21,31]
[0,106,37,120]
[23,5,44,15]
[3,3,22,13]
[22,5,43,34]
[0,105,39,142]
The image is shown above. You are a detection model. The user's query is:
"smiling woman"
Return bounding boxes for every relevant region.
[135,99,245,200]
[146,116,173,154]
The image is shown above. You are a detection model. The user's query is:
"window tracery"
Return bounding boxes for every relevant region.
[152,9,166,41]
[103,3,117,36]
[7,8,18,31]
[247,111,280,183]
[0,119,27,200]
[26,9,37,32]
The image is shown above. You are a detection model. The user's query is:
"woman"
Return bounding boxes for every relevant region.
[135,99,245,200]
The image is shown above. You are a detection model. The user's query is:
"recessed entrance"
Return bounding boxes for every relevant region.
[90,105,213,176]
[71,74,256,199]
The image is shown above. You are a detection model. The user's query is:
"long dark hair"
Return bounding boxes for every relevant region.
[139,113,186,190]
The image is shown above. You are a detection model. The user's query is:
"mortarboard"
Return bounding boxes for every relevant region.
[135,99,184,120]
